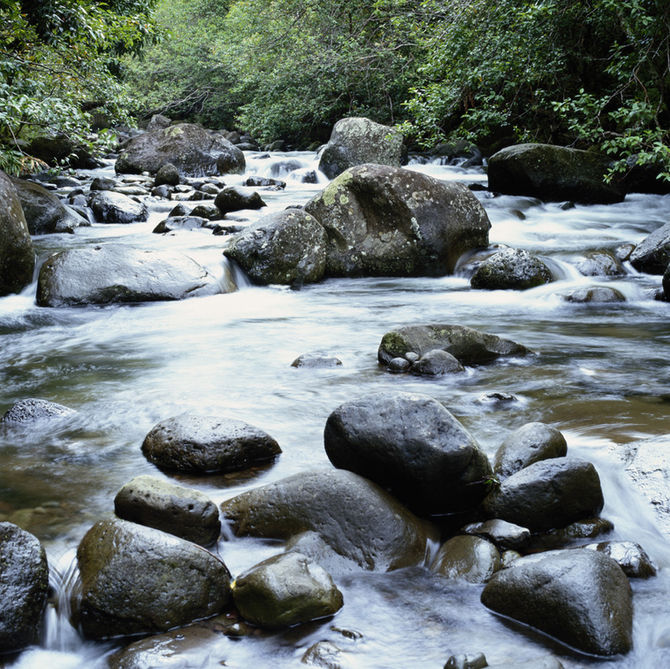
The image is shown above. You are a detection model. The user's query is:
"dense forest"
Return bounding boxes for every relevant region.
[1,0,669,180]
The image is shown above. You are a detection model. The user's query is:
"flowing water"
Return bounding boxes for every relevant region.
[1,152,669,668]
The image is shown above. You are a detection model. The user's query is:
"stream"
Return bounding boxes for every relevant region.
[1,151,669,668]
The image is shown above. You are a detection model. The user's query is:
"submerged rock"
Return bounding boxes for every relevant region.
[220,468,436,571]
[629,222,670,274]
[481,549,633,656]
[563,286,626,303]
[291,352,343,368]
[324,392,492,514]
[1,398,75,424]
[318,117,406,179]
[432,535,501,583]
[575,250,625,277]
[74,518,231,639]
[0,522,49,652]
[142,413,281,474]
[470,248,553,290]
[232,552,343,628]
[378,324,530,367]
[224,209,327,285]
[114,475,221,546]
[304,164,491,277]
[37,244,224,306]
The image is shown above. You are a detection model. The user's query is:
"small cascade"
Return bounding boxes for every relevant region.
[43,550,82,653]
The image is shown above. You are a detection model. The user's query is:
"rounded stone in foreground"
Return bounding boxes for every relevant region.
[114,475,221,546]
[432,535,501,583]
[481,550,633,656]
[0,522,49,652]
[142,413,281,474]
[232,552,343,628]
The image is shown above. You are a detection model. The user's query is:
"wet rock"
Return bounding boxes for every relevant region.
[232,552,343,628]
[318,117,406,179]
[324,392,492,514]
[88,190,148,224]
[154,162,180,187]
[432,535,501,583]
[116,123,245,176]
[168,203,189,217]
[285,531,361,575]
[664,264,670,300]
[244,176,286,189]
[531,517,614,551]
[575,250,625,277]
[12,178,88,234]
[291,353,343,368]
[214,186,266,213]
[462,519,531,552]
[152,185,172,199]
[74,518,231,639]
[114,475,220,546]
[152,215,208,233]
[477,392,518,405]
[388,357,411,373]
[501,550,521,568]
[0,522,49,652]
[563,286,626,303]
[1,398,75,424]
[90,176,118,191]
[220,468,436,571]
[583,540,656,578]
[270,159,303,177]
[378,324,530,367]
[297,169,318,184]
[411,349,464,375]
[470,249,553,290]
[27,134,99,169]
[444,652,488,669]
[481,549,633,656]
[37,245,223,306]
[487,143,624,204]
[224,209,326,285]
[630,222,670,274]
[304,164,491,277]
[482,458,604,532]
[493,422,567,478]
[190,204,220,219]
[0,170,34,296]
[302,640,345,667]
[142,413,281,474]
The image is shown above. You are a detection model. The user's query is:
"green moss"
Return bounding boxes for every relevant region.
[380,331,409,358]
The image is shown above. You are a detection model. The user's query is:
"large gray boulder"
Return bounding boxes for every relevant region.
[12,178,89,234]
[482,458,604,531]
[324,392,492,514]
[116,123,245,177]
[36,244,224,306]
[318,117,406,179]
[73,518,231,639]
[114,475,221,546]
[481,550,633,655]
[493,422,567,478]
[630,222,670,274]
[224,209,327,285]
[232,552,343,628]
[0,522,49,652]
[304,164,491,277]
[142,413,281,474]
[220,468,436,571]
[88,191,148,224]
[0,171,34,296]
[378,324,530,367]
[487,143,624,204]
[470,249,553,290]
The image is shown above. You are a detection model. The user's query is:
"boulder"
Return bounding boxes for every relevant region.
[36,244,223,306]
[214,186,266,213]
[141,413,281,474]
[90,177,118,191]
[481,549,633,655]
[224,209,327,285]
[470,249,553,290]
[232,552,343,628]
[88,191,148,224]
[432,535,501,583]
[220,468,436,571]
[410,349,464,375]
[0,522,49,652]
[114,475,221,546]
[482,458,604,531]
[487,143,624,204]
[378,324,530,367]
[154,162,180,187]
[27,134,99,169]
[304,164,491,277]
[116,123,245,177]
[629,222,670,274]
[74,519,231,639]
[563,286,626,303]
[583,541,656,578]
[1,398,75,424]
[12,179,88,234]
[462,519,531,552]
[318,117,406,179]
[575,250,625,277]
[324,392,492,514]
[493,422,567,478]
[0,171,34,296]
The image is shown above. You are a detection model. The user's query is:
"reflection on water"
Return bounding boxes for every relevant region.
[1,153,669,667]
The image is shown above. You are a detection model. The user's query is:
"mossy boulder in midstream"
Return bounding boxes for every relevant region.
[304,164,491,277]
[488,143,624,204]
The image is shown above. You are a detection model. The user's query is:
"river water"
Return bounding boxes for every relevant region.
[1,152,669,668]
